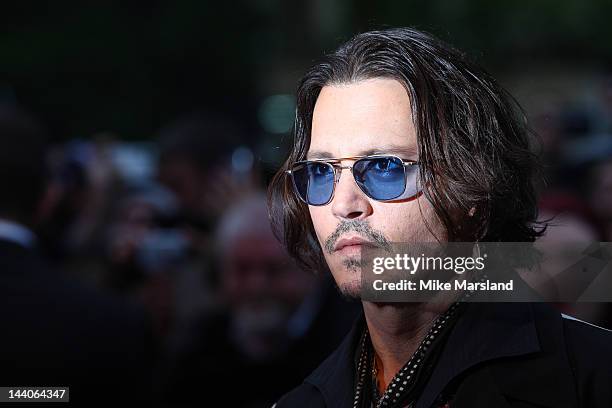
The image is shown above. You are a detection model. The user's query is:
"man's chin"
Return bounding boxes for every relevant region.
[336,279,362,300]
[328,256,364,299]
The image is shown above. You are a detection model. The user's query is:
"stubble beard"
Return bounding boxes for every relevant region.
[336,256,364,299]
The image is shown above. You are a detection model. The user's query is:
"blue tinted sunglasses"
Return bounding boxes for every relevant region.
[286,155,421,206]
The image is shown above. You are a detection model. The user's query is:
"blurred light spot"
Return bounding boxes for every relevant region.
[258,94,296,134]
[111,142,156,185]
[232,146,254,173]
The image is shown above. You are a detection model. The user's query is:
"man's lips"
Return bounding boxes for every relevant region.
[333,236,376,252]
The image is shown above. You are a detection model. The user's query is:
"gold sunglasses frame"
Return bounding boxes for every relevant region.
[285,154,420,205]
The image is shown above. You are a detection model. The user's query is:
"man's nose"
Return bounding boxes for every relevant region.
[331,167,373,220]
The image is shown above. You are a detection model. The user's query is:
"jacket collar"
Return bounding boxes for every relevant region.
[304,311,364,407]
[305,301,576,408]
[417,301,577,408]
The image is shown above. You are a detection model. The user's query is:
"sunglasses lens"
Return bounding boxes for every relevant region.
[353,156,409,200]
[292,162,335,205]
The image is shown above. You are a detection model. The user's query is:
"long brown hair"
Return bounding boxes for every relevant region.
[268,27,545,273]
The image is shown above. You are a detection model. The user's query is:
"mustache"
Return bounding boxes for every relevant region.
[323,219,392,254]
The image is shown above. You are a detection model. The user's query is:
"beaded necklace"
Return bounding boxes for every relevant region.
[353,302,463,408]
[353,270,489,408]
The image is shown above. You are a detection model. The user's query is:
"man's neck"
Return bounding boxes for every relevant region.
[362,300,452,394]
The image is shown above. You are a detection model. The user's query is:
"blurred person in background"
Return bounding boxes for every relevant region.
[157,111,258,230]
[105,184,188,337]
[165,192,359,408]
[152,111,264,350]
[0,104,158,404]
[36,135,124,274]
[537,191,612,329]
[538,68,612,196]
[588,158,612,241]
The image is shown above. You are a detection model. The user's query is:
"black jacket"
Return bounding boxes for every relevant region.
[275,301,612,408]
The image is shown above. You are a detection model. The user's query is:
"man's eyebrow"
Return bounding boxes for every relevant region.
[306,145,418,160]
[359,145,418,158]
[306,150,334,160]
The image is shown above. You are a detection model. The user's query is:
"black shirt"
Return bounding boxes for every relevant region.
[274,301,612,408]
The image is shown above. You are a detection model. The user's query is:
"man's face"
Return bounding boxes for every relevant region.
[308,78,446,298]
[221,233,315,360]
